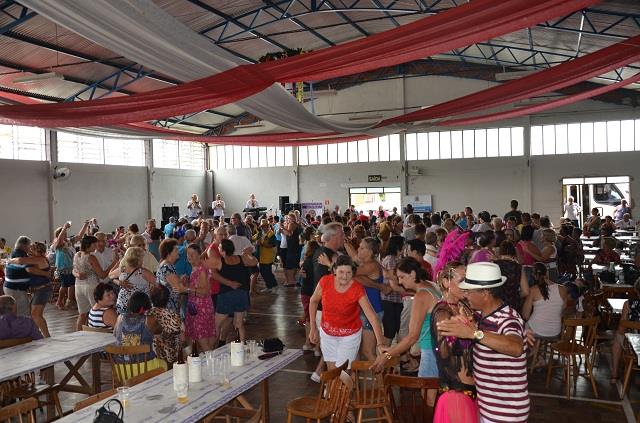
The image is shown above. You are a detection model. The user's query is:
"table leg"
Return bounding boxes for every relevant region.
[262,378,270,423]
[91,352,101,394]
[41,365,55,420]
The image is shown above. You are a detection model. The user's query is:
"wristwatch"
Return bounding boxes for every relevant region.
[473,330,485,342]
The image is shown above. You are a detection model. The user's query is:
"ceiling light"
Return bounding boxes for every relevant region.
[13,72,63,84]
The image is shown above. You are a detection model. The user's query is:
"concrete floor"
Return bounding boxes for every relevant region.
[38,272,640,422]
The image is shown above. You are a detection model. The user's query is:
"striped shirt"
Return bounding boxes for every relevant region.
[473,304,529,423]
[88,307,111,329]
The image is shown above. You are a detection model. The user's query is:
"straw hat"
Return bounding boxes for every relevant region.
[458,262,506,290]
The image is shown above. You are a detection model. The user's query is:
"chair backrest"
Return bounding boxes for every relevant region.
[73,388,118,412]
[0,397,38,422]
[619,319,640,332]
[351,357,399,407]
[0,337,31,349]
[384,374,439,423]
[310,366,343,415]
[582,290,604,318]
[331,371,355,423]
[559,316,600,353]
[82,325,112,333]
[104,344,151,387]
[125,367,165,387]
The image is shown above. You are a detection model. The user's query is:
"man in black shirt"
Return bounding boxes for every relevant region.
[504,199,523,226]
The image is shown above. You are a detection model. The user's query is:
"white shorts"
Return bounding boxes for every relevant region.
[75,282,98,314]
[319,326,362,369]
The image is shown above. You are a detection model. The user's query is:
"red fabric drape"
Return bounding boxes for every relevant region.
[441,73,640,127]
[0,0,598,128]
[381,34,640,126]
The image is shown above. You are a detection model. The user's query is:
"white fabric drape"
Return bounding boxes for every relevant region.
[20,0,378,134]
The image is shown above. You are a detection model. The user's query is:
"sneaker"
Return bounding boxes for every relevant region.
[310,372,321,383]
[302,344,314,351]
[259,287,274,294]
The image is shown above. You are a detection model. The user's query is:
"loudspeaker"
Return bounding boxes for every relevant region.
[162,205,179,221]
[284,202,302,214]
[279,196,290,213]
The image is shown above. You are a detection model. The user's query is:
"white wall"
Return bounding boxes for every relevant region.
[150,168,208,221]
[212,167,296,215]
[0,159,50,245]
[52,162,148,237]
[0,158,209,244]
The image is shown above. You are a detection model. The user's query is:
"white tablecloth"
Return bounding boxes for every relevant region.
[625,333,640,365]
[58,347,302,423]
[0,331,113,382]
[607,298,626,313]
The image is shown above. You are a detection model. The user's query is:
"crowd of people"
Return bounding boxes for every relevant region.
[2,193,640,423]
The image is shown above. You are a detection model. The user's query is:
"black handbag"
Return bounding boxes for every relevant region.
[263,338,284,353]
[93,399,124,423]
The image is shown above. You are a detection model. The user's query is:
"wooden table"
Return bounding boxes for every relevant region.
[0,331,113,394]
[625,333,640,365]
[607,298,627,314]
[58,346,302,423]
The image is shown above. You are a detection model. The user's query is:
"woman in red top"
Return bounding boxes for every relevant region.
[309,255,385,370]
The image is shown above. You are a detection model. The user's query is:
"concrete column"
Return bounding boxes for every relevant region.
[399,132,408,197]
[145,139,153,219]
[291,146,300,204]
[523,117,533,212]
[46,129,57,238]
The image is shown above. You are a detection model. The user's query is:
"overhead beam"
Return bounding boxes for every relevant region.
[0,0,36,36]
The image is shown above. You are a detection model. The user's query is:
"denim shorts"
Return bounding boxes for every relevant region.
[59,273,75,288]
[418,348,439,377]
[216,289,249,314]
[360,311,384,331]
[31,284,53,306]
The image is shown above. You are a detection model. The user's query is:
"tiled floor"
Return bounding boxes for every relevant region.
[37,273,640,422]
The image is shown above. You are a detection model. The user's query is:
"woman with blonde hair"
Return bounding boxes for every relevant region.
[111,247,157,314]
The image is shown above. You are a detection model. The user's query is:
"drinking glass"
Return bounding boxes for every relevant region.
[175,383,188,404]
[247,340,257,360]
[117,386,130,408]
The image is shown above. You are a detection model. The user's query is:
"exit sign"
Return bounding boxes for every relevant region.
[368,174,382,182]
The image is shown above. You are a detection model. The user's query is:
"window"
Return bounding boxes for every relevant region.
[406,126,523,160]
[349,187,402,214]
[208,145,293,169]
[532,119,640,155]
[58,132,146,166]
[152,139,204,169]
[104,138,146,166]
[0,125,47,161]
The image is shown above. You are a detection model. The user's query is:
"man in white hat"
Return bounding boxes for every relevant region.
[437,262,529,423]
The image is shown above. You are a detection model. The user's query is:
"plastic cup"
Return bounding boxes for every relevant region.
[247,340,257,359]
[175,383,188,404]
[117,386,130,408]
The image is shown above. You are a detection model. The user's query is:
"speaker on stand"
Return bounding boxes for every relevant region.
[279,196,290,214]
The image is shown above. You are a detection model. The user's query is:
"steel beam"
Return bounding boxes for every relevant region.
[0,1,36,36]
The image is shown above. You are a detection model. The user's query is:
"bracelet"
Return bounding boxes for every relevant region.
[383,352,393,360]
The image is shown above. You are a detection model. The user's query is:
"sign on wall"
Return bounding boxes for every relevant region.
[403,194,433,213]
[368,174,383,182]
[301,202,323,217]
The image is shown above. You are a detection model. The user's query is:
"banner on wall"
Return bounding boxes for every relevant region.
[403,195,433,213]
[301,202,323,218]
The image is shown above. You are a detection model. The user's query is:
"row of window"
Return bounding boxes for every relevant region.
[2,120,640,167]
[209,145,294,169]
[405,127,524,160]
[531,120,640,155]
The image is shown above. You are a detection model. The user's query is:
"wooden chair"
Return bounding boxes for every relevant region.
[333,371,355,423]
[350,358,398,423]
[545,316,600,399]
[73,388,117,412]
[383,375,439,423]
[81,325,112,333]
[104,344,152,388]
[620,320,640,397]
[0,397,38,423]
[286,364,348,423]
[203,401,263,423]
[529,334,561,374]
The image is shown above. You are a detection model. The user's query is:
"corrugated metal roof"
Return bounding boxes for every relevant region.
[0,0,638,134]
